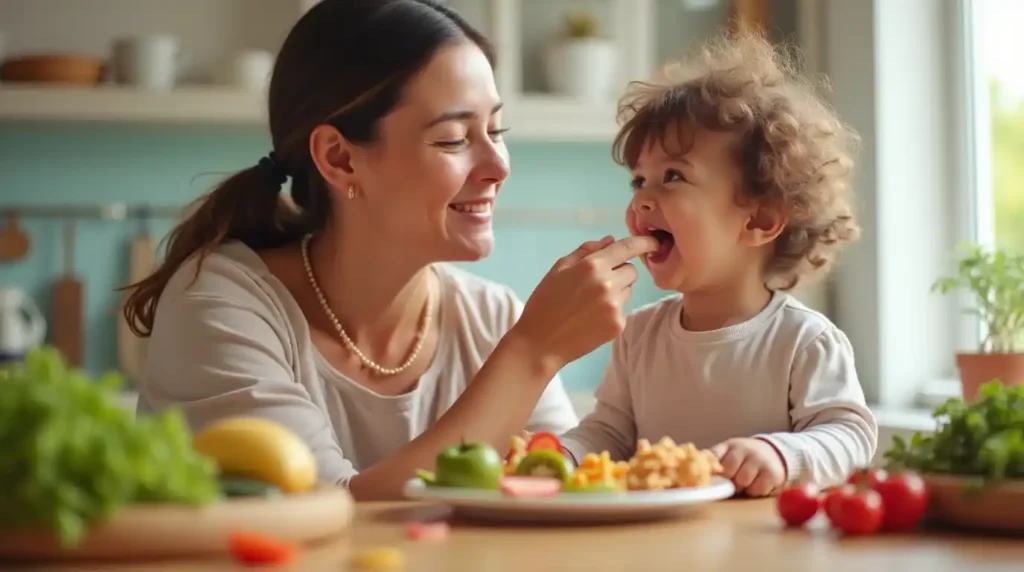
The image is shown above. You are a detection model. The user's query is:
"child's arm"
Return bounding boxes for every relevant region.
[755,327,879,488]
[558,335,638,465]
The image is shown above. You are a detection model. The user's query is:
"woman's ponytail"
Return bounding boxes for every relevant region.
[121,164,305,337]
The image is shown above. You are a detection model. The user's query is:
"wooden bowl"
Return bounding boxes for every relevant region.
[0,54,104,85]
[0,484,354,562]
[922,473,1024,534]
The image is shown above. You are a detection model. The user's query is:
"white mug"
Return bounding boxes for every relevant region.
[229,50,274,93]
[112,35,180,90]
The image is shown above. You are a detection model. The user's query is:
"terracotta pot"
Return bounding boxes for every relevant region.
[955,352,1024,401]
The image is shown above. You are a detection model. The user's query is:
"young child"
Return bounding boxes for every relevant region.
[559,30,878,497]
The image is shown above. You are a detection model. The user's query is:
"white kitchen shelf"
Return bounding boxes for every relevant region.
[0,86,620,141]
[0,0,802,141]
[0,85,268,126]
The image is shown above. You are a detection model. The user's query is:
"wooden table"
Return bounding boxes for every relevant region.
[28,499,1024,571]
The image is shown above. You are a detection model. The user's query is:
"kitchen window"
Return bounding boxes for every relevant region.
[970,0,1024,258]
[904,0,1024,409]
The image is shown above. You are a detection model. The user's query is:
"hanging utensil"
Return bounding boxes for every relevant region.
[51,217,83,367]
[0,209,31,262]
[118,207,154,386]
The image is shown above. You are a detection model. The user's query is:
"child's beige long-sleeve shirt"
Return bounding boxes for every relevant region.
[560,292,878,488]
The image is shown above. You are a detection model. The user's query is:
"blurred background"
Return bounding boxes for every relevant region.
[0,1,1020,421]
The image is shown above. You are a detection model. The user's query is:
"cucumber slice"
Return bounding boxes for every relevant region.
[514,449,574,485]
[220,477,284,499]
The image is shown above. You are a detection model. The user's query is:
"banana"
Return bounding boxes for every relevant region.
[191,417,318,494]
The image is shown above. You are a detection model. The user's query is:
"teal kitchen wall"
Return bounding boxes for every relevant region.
[0,125,662,390]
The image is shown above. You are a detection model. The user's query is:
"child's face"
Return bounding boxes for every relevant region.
[625,125,769,293]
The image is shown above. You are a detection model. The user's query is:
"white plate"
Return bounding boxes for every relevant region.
[402,477,736,523]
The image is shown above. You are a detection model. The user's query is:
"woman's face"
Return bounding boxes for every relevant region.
[339,40,510,263]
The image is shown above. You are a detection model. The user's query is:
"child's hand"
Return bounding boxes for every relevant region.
[709,437,786,497]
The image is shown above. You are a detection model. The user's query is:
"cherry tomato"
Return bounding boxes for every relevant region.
[526,431,563,452]
[827,488,885,536]
[776,483,821,527]
[847,467,887,488]
[227,531,297,565]
[872,471,929,531]
[823,485,853,522]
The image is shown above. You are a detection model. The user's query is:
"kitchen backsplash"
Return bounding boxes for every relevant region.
[0,124,662,390]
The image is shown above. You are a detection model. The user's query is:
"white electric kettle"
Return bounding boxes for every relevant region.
[0,286,47,363]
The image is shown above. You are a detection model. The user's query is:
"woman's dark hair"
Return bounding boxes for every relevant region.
[122,0,494,337]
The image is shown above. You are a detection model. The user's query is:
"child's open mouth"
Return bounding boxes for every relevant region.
[645,227,675,264]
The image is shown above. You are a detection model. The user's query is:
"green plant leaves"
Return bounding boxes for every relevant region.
[883,380,1024,484]
[0,347,219,547]
[931,243,1024,352]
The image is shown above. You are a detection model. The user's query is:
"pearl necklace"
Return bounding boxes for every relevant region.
[301,234,433,376]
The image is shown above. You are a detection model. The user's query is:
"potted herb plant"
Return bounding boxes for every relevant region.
[932,243,1024,401]
[544,9,618,101]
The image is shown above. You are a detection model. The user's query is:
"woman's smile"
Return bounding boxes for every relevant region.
[448,198,494,225]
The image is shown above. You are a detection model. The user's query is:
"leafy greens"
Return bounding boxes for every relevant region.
[884,380,1024,483]
[0,347,220,547]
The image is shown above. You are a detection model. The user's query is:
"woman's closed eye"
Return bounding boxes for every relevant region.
[434,127,511,149]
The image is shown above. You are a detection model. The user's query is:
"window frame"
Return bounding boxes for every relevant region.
[821,0,991,410]
[917,0,999,408]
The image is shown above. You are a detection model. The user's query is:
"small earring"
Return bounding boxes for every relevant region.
[347,185,355,199]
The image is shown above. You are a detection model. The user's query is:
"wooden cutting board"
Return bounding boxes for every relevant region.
[117,230,155,385]
[0,484,355,562]
[51,218,83,367]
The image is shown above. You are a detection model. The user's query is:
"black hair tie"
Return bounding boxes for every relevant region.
[257,151,289,186]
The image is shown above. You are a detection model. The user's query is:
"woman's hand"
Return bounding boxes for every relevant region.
[348,235,656,501]
[511,235,659,373]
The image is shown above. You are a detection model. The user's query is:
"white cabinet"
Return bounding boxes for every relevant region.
[0,0,800,141]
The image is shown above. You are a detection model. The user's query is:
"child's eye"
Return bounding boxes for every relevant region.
[630,175,645,190]
[663,169,687,184]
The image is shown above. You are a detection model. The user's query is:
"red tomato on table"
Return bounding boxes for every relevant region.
[228,531,297,565]
[847,467,887,488]
[872,471,929,531]
[776,483,821,527]
[826,487,885,535]
[823,485,852,522]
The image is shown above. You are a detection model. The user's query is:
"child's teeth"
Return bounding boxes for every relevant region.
[451,203,491,213]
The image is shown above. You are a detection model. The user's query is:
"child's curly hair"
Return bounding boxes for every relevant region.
[612,29,861,290]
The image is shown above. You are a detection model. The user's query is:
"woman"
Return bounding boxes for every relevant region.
[123,0,657,501]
